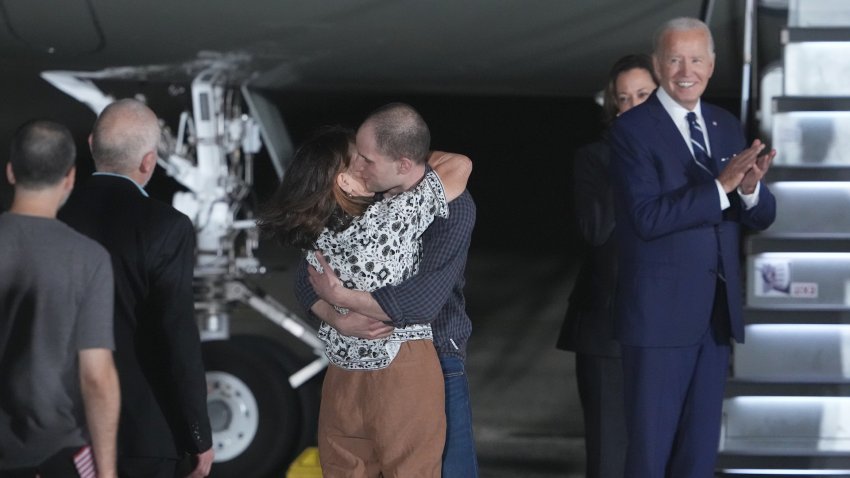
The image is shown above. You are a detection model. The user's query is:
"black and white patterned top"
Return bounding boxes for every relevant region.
[308,170,449,370]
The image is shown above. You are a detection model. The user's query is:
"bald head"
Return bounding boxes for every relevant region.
[90,99,160,176]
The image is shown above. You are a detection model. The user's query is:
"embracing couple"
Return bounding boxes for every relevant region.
[259,102,478,478]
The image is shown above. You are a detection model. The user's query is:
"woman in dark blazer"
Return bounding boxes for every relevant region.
[557,53,658,478]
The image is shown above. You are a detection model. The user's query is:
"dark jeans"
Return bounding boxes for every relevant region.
[440,355,479,478]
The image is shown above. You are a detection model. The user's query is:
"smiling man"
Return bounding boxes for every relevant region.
[608,17,777,478]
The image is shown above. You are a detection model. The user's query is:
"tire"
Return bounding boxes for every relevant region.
[229,335,323,456]
[203,339,300,478]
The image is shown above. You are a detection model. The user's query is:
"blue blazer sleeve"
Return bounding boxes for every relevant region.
[610,112,722,241]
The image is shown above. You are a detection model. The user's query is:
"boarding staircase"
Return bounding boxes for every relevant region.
[717,0,850,476]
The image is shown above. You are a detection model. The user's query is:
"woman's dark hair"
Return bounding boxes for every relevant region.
[602,53,658,125]
[257,125,373,250]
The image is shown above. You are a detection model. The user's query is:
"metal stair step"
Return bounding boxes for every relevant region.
[747,252,850,308]
[756,182,850,234]
[789,0,850,27]
[772,98,850,165]
[721,396,850,452]
[734,324,850,381]
[784,33,850,95]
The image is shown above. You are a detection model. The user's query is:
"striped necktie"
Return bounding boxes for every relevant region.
[686,112,714,175]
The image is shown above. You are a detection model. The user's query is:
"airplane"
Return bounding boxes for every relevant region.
[6,1,841,477]
[0,0,771,213]
[1,0,753,96]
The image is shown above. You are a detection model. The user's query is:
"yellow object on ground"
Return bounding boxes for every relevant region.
[286,447,322,478]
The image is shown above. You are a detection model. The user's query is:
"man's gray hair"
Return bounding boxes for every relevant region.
[653,17,715,57]
[90,98,160,174]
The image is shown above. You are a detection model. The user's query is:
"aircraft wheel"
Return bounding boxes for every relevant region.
[203,339,300,477]
[229,335,323,455]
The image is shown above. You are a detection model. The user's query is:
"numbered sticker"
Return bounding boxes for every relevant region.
[790,282,818,299]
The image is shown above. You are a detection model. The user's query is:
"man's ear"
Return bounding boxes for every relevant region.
[5,162,15,185]
[139,151,157,175]
[652,54,662,82]
[63,166,76,191]
[397,157,413,174]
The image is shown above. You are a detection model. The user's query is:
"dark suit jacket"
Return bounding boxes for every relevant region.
[557,140,620,357]
[609,93,776,347]
[59,174,211,458]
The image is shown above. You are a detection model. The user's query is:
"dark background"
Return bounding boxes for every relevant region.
[2,87,608,254]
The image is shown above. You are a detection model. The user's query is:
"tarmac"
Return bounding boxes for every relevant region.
[464,250,584,477]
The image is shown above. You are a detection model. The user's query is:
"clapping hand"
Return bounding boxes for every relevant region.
[717,140,765,193]
[740,146,775,195]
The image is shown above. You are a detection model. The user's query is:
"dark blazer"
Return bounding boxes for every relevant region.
[59,174,211,459]
[609,93,776,347]
[557,140,619,357]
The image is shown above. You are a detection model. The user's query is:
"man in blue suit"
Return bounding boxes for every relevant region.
[609,17,776,478]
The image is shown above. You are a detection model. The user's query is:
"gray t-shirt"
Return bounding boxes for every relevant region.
[0,213,114,468]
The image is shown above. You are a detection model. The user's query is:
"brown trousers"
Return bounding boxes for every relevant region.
[318,340,446,478]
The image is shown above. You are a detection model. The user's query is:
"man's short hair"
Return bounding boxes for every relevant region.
[364,102,430,164]
[653,17,715,57]
[90,98,160,173]
[9,120,76,189]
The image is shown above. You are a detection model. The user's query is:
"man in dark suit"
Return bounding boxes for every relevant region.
[60,99,213,478]
[609,18,776,478]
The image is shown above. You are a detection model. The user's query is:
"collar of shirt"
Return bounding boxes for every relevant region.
[92,172,149,197]
[656,87,712,158]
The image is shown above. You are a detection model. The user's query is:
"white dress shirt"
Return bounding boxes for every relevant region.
[656,87,759,210]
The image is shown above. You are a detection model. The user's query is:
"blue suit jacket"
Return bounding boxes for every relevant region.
[609,93,776,347]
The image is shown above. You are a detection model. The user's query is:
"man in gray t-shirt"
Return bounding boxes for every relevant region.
[0,121,119,477]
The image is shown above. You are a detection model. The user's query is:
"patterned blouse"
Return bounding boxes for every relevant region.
[308,170,449,370]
